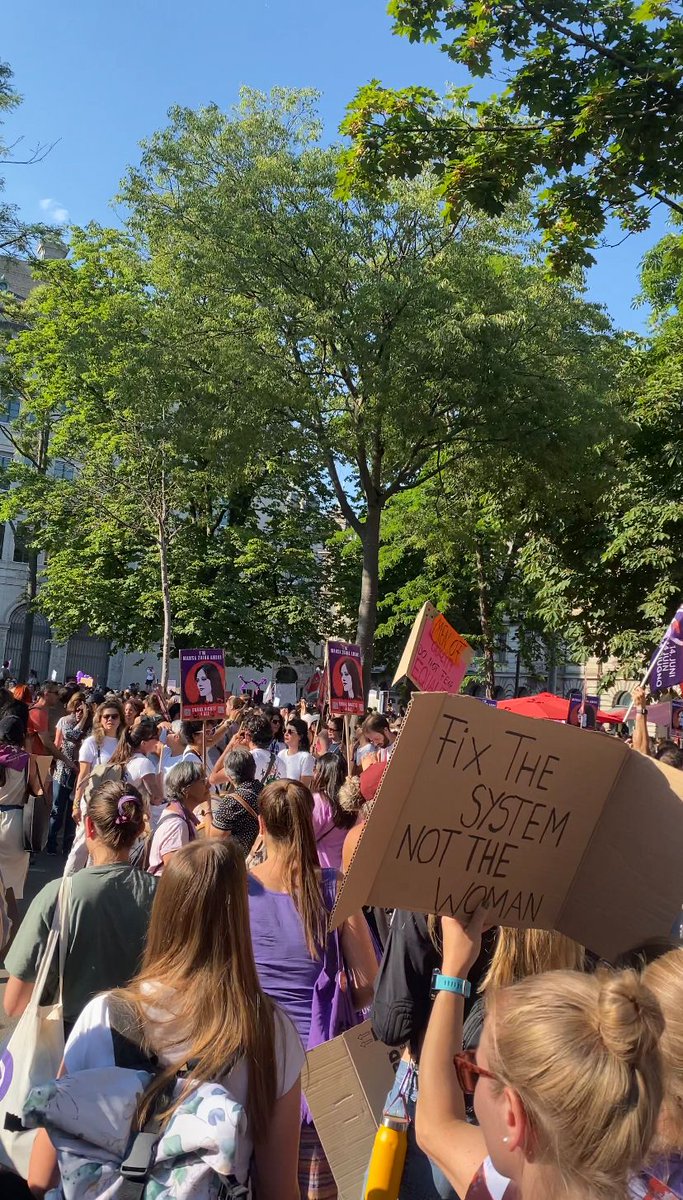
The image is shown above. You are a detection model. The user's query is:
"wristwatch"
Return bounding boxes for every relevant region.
[430,970,471,999]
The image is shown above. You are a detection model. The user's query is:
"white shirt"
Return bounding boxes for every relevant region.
[276,749,316,781]
[78,735,119,765]
[251,747,285,783]
[63,992,304,1167]
[125,754,156,786]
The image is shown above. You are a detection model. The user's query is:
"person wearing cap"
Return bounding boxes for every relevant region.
[4,780,157,1036]
[0,713,46,921]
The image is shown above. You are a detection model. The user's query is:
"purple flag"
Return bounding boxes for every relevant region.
[651,606,683,693]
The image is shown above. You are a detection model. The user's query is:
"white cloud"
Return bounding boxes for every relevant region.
[39,197,69,225]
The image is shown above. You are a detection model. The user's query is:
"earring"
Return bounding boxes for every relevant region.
[502,1137,510,1145]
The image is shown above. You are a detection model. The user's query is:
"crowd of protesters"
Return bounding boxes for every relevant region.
[0,670,679,1200]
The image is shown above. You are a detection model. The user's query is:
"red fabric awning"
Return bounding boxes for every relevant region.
[496,692,623,725]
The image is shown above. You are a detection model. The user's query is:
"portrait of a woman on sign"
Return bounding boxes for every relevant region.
[331,657,362,702]
[185,661,226,705]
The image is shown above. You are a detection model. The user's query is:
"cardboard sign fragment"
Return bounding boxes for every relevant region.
[393,602,473,694]
[331,694,683,960]
[304,1021,400,1200]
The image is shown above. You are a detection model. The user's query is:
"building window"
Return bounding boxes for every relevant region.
[12,524,30,563]
[51,459,76,481]
[0,392,20,422]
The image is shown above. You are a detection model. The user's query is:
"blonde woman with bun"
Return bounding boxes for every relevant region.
[416,910,664,1200]
[638,949,683,1199]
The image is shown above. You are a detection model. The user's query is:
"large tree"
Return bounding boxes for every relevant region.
[3,225,333,683]
[0,61,55,255]
[121,89,622,691]
[339,2,683,272]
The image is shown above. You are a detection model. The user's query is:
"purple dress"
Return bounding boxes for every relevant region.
[247,868,338,1046]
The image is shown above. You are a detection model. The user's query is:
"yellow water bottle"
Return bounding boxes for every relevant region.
[364,1114,409,1200]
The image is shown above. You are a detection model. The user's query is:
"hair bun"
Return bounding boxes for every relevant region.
[597,970,664,1066]
[337,776,362,813]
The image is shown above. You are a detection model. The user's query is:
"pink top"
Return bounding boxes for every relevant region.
[311,792,347,871]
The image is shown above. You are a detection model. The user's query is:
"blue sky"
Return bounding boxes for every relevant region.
[2,0,669,331]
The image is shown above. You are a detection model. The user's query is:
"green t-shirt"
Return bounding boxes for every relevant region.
[5,863,158,1025]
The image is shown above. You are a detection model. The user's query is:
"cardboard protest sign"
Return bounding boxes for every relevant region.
[326,640,364,716]
[179,649,227,720]
[393,602,473,694]
[304,1021,400,1200]
[331,693,683,960]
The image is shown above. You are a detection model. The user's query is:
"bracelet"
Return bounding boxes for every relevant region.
[637,707,648,716]
[430,970,471,999]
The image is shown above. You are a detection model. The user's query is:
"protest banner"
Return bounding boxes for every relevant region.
[326,640,365,717]
[179,649,227,720]
[672,699,683,736]
[393,601,473,694]
[331,694,683,959]
[75,671,94,689]
[304,1021,400,1200]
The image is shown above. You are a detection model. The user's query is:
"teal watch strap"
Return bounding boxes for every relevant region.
[431,971,471,998]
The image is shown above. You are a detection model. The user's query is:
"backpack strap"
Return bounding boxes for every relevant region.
[223,788,258,822]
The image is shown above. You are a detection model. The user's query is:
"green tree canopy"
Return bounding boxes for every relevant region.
[339,2,683,272]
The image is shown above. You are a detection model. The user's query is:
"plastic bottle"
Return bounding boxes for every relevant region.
[364,1114,408,1200]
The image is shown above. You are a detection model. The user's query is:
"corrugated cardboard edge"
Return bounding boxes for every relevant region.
[392,601,435,687]
[329,692,445,929]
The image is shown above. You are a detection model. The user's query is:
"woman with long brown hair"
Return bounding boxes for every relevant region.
[29,840,304,1199]
[248,778,378,1199]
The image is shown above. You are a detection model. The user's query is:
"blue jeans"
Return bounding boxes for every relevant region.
[47,778,76,854]
[362,1059,458,1199]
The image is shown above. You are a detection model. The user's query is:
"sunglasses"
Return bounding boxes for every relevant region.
[102,712,120,720]
[453,1050,499,1096]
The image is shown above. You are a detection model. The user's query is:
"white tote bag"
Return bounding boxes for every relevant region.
[0,873,71,1177]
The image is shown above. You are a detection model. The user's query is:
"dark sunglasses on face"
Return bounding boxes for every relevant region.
[453,1050,498,1096]
[102,712,119,720]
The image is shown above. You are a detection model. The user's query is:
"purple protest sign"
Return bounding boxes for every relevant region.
[651,606,683,694]
[326,640,365,716]
[179,648,227,720]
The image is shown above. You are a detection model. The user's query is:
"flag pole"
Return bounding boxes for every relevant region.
[623,641,668,724]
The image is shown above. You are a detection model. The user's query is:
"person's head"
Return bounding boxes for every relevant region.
[93,698,125,745]
[258,779,326,956]
[123,696,145,727]
[284,716,310,753]
[196,662,225,703]
[118,841,277,1140]
[361,712,393,748]
[37,681,60,707]
[311,753,355,831]
[242,712,272,750]
[479,928,586,995]
[326,715,344,743]
[224,747,256,787]
[144,692,163,716]
[270,711,284,741]
[0,696,28,738]
[11,684,32,706]
[470,969,663,1200]
[125,716,159,756]
[85,780,145,860]
[0,713,26,749]
[66,689,91,727]
[180,720,203,749]
[656,742,683,769]
[166,719,185,756]
[644,948,683,1153]
[165,759,210,812]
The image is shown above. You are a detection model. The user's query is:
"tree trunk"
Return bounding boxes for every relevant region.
[475,542,496,699]
[355,502,382,700]
[18,546,39,683]
[158,521,172,691]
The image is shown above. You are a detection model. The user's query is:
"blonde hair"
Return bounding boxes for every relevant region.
[93,698,126,749]
[115,841,278,1143]
[644,948,683,1151]
[258,779,327,958]
[487,969,664,1200]
[479,927,586,994]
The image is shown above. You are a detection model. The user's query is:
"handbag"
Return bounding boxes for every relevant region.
[0,873,71,1176]
[22,757,52,854]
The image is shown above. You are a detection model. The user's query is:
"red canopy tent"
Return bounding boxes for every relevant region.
[496,691,623,725]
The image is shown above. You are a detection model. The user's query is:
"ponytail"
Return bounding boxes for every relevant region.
[259,780,326,958]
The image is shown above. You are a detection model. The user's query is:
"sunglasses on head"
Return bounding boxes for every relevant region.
[453,1050,498,1096]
